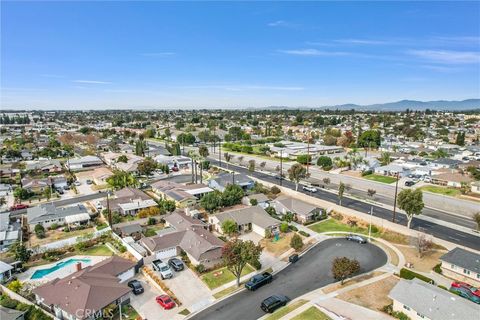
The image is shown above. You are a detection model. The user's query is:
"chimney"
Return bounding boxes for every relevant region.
[76,262,82,272]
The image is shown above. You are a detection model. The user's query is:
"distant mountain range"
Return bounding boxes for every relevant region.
[325,99,480,111]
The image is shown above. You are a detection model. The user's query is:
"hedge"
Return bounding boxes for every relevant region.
[399,268,434,284]
[299,230,310,237]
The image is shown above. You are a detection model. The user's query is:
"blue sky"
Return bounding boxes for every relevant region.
[1,1,479,109]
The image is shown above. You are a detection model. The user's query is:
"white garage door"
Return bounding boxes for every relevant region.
[155,247,177,260]
[252,224,266,237]
[118,268,135,283]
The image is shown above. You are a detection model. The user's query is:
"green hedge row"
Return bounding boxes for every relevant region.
[399,268,434,284]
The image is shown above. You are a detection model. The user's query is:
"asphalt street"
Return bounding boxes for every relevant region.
[191,238,387,320]
[208,159,480,251]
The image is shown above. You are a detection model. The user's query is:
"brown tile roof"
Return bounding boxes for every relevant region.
[33,257,135,319]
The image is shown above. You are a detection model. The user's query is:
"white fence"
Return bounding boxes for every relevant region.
[110,230,144,261]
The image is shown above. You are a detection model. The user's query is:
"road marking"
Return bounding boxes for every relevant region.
[448,236,460,241]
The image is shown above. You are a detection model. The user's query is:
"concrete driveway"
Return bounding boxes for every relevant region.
[239,232,262,244]
[129,275,179,320]
[166,266,214,313]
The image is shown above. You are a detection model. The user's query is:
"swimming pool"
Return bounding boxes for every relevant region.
[30,258,91,280]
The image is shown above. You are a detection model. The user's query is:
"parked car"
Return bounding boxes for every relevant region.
[450,285,480,304]
[10,204,29,211]
[260,295,289,313]
[168,258,184,271]
[86,179,93,185]
[156,295,176,309]
[152,259,173,279]
[127,280,144,295]
[451,282,480,297]
[346,234,367,244]
[74,181,81,186]
[288,254,299,263]
[56,188,64,195]
[172,166,179,172]
[302,185,318,193]
[245,272,273,291]
[274,174,285,180]
[404,180,415,187]
[63,185,71,190]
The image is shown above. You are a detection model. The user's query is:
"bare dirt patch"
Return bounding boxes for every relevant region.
[260,233,294,257]
[394,244,446,272]
[338,275,399,311]
[322,271,385,294]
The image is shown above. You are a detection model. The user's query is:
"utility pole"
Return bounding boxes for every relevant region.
[280,149,283,186]
[107,191,112,227]
[219,138,222,168]
[232,171,235,185]
[392,172,399,223]
[368,206,373,241]
[306,135,310,175]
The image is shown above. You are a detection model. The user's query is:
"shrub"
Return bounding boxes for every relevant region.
[299,230,310,237]
[7,280,22,293]
[290,234,304,251]
[433,263,442,274]
[251,260,262,270]
[370,225,380,234]
[270,186,281,194]
[399,268,434,284]
[147,217,157,225]
[317,156,333,168]
[331,212,343,221]
[288,225,298,232]
[264,229,272,239]
[249,198,258,206]
[195,264,206,274]
[34,224,46,239]
[361,170,373,176]
[438,285,448,290]
[280,222,289,233]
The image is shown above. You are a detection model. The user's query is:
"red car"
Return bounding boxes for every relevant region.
[156,295,175,310]
[451,282,480,297]
[10,204,29,211]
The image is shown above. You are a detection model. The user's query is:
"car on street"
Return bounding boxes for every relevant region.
[346,234,367,244]
[302,185,318,193]
[156,294,176,309]
[288,254,299,263]
[86,179,93,185]
[168,258,184,271]
[10,204,29,211]
[127,280,144,295]
[63,185,71,190]
[404,180,415,187]
[245,272,273,291]
[74,181,81,186]
[172,166,179,172]
[450,285,480,304]
[451,282,480,297]
[152,259,173,279]
[56,188,64,195]
[260,295,289,313]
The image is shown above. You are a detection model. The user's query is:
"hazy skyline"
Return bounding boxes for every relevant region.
[1,1,479,109]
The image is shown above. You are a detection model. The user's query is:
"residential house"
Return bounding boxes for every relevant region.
[25,159,62,173]
[269,141,343,159]
[66,156,104,171]
[208,173,254,192]
[75,167,113,185]
[151,180,213,208]
[101,152,144,173]
[388,278,479,320]
[374,164,410,177]
[0,261,13,283]
[242,193,270,209]
[471,181,480,194]
[440,247,480,286]
[210,206,280,237]
[21,177,52,193]
[271,196,322,224]
[430,170,473,188]
[0,212,20,251]
[27,203,90,229]
[430,158,462,169]
[33,256,136,320]
[140,210,224,267]
[355,157,380,172]
[153,155,191,170]
[100,187,157,215]
[0,183,13,196]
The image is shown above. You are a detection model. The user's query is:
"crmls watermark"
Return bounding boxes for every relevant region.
[75,308,115,319]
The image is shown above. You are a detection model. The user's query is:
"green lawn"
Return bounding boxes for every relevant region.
[419,185,461,197]
[80,244,114,256]
[201,265,255,290]
[265,300,308,320]
[363,174,397,184]
[308,219,373,236]
[291,307,331,320]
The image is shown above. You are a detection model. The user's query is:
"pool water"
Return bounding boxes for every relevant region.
[31,258,91,279]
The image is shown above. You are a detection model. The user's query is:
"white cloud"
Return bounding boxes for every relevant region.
[72,80,112,84]
[334,39,389,45]
[278,49,350,56]
[407,50,480,64]
[267,20,297,28]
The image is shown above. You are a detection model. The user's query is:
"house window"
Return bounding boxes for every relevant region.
[417,312,425,318]
[403,305,410,311]
[451,264,455,269]
[464,269,470,275]
[477,273,480,279]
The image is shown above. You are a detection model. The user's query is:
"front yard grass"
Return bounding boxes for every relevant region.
[419,185,461,197]
[260,233,295,257]
[363,174,397,184]
[201,265,255,290]
[291,306,332,320]
[394,244,447,272]
[337,275,399,312]
[265,300,308,320]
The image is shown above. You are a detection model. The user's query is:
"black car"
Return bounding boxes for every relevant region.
[261,295,289,313]
[127,280,144,295]
[245,272,273,291]
[288,254,299,263]
[346,234,367,244]
[404,180,415,187]
[168,258,184,271]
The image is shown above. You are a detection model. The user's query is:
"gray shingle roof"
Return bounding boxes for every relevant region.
[215,206,280,229]
[440,247,480,274]
[27,203,89,224]
[389,279,480,320]
[213,173,253,187]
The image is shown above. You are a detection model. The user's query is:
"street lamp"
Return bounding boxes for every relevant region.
[280,149,283,186]
[392,172,400,223]
[368,207,374,242]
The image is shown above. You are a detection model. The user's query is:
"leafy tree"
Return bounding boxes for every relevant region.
[455,132,465,146]
[473,212,480,231]
[199,144,209,158]
[137,157,158,176]
[358,130,381,149]
[221,219,238,236]
[9,242,30,262]
[13,187,32,200]
[322,177,331,186]
[117,155,128,163]
[290,234,304,251]
[160,199,176,212]
[177,132,196,145]
[338,182,346,205]
[106,170,138,189]
[397,189,424,228]
[288,163,309,191]
[379,152,392,165]
[248,159,255,172]
[200,191,222,213]
[296,154,311,165]
[331,257,360,284]
[280,222,289,233]
[138,206,161,218]
[34,224,46,238]
[249,198,258,206]
[221,184,245,207]
[222,239,263,286]
[7,279,22,293]
[317,156,332,169]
